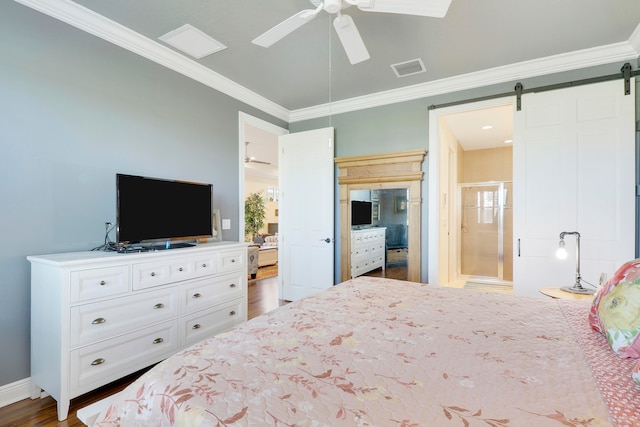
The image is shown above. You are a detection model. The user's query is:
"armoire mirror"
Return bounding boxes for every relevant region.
[335,149,427,282]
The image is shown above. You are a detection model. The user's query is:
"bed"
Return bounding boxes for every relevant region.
[82,276,640,426]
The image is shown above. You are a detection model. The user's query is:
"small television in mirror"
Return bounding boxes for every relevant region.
[351,200,372,226]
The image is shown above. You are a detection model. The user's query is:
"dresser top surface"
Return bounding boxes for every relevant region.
[28,241,248,266]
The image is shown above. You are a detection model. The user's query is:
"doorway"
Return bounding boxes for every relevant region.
[238,112,287,292]
[428,99,514,287]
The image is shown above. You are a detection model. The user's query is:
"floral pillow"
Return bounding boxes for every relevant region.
[589,259,640,386]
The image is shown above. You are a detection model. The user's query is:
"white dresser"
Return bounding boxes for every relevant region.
[28,242,248,421]
[350,228,386,278]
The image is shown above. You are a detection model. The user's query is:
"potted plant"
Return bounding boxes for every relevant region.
[245,191,266,241]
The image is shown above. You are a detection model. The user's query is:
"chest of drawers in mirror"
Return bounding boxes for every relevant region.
[350,227,386,278]
[28,242,248,421]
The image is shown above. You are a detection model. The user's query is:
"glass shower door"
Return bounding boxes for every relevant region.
[459,182,511,281]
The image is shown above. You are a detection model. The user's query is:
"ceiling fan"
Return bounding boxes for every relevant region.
[244,141,271,165]
[252,0,452,65]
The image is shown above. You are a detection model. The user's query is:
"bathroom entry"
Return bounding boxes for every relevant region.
[459,182,513,281]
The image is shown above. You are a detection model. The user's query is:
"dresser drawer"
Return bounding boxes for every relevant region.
[132,254,217,290]
[180,299,245,347]
[70,266,130,303]
[70,287,179,347]
[217,249,246,274]
[181,272,245,315]
[69,321,178,394]
[351,245,372,260]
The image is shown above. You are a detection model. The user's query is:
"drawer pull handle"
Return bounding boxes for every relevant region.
[92,317,106,325]
[99,280,106,286]
[201,263,207,268]
[153,303,165,309]
[193,293,202,299]
[153,338,164,344]
[91,358,105,366]
[231,259,236,263]
[150,272,156,277]
[192,324,201,330]
[229,310,236,316]
[178,267,184,272]
[229,283,236,288]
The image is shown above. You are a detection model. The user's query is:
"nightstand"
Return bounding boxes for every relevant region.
[539,286,595,301]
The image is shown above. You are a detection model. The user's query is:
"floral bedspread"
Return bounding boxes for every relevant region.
[94,277,625,427]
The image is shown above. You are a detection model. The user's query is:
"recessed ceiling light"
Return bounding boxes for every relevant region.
[504,139,513,144]
[159,24,226,59]
[481,125,493,130]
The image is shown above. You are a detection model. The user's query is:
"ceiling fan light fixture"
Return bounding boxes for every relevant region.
[324,0,343,14]
[257,0,448,65]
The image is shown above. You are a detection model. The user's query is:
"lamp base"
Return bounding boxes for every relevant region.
[560,285,595,295]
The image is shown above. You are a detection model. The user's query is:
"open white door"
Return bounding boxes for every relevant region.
[513,80,635,297]
[279,127,335,301]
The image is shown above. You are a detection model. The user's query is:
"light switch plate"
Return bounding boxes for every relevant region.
[222,219,231,230]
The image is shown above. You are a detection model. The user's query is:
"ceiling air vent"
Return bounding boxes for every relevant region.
[391,58,426,78]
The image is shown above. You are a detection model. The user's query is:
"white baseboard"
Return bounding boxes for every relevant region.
[0,377,31,408]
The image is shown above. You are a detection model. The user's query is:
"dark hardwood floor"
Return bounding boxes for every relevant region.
[0,276,282,427]
[364,264,408,281]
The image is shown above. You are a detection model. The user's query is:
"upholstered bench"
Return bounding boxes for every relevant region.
[247,246,259,279]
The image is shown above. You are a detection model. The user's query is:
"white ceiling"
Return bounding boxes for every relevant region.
[443,105,514,151]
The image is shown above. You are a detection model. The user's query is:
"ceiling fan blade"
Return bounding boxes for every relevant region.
[333,14,370,65]
[252,7,321,48]
[355,0,452,18]
[250,159,271,165]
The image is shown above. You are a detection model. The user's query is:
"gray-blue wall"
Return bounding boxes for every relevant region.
[0,2,285,387]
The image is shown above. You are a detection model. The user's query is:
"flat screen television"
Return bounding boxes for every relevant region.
[351,200,373,226]
[116,173,213,245]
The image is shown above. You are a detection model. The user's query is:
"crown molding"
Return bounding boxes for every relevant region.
[13,1,640,125]
[14,0,290,122]
[289,36,640,122]
[630,22,640,55]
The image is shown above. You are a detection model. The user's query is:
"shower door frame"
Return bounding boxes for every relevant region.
[457,181,512,283]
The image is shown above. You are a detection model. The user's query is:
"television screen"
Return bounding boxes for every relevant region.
[351,200,372,226]
[117,174,213,244]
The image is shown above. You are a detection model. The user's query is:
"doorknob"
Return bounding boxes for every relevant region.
[320,238,331,244]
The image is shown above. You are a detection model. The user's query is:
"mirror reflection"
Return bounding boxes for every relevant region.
[350,188,409,281]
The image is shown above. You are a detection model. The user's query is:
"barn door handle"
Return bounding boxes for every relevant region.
[320,238,331,244]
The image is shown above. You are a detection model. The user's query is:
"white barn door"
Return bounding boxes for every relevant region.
[513,80,635,297]
[279,128,335,301]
